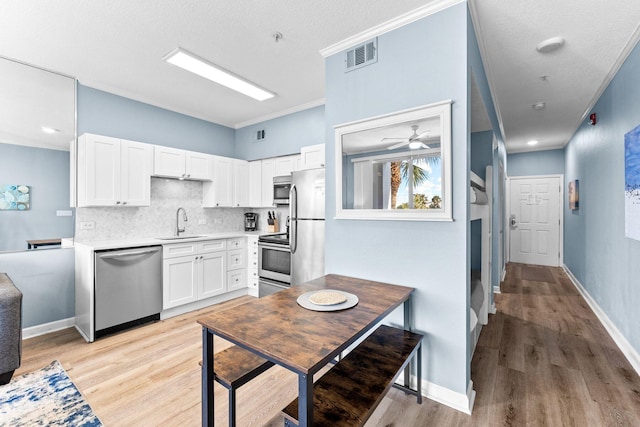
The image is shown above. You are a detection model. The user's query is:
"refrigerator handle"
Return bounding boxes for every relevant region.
[289,183,297,254]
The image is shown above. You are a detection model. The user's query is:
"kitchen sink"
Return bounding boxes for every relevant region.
[155,235,205,240]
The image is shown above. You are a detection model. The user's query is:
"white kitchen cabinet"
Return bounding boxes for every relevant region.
[275,154,300,176]
[246,236,259,296]
[300,144,325,169]
[233,159,250,207]
[153,146,210,180]
[163,240,228,310]
[248,161,262,207]
[227,237,247,292]
[77,133,152,207]
[261,158,276,207]
[203,156,234,207]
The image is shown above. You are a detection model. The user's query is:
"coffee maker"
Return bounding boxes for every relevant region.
[244,213,258,231]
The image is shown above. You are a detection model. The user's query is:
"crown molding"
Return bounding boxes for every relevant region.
[234,98,325,129]
[319,0,465,58]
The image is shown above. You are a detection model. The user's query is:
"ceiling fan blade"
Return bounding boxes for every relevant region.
[387,141,409,150]
[415,130,431,139]
[381,137,408,142]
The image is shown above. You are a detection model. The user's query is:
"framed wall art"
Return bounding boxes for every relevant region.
[0,184,30,210]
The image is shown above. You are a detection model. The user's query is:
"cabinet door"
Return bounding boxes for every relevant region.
[81,134,121,206]
[121,140,152,206]
[153,146,186,178]
[186,151,210,180]
[233,160,250,207]
[300,144,325,169]
[215,156,234,207]
[163,256,198,309]
[261,159,276,207]
[275,155,297,176]
[248,161,262,207]
[199,252,226,299]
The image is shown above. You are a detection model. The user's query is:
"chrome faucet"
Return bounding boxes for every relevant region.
[176,207,188,236]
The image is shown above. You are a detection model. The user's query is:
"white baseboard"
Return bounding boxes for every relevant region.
[421,378,475,414]
[489,302,497,314]
[493,285,501,294]
[22,317,75,339]
[563,265,640,376]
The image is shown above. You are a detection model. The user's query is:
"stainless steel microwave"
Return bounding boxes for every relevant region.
[273,175,291,205]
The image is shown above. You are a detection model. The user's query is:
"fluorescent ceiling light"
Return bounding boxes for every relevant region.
[163,48,275,101]
[527,140,539,146]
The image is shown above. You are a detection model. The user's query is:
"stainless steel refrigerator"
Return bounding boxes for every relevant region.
[289,168,325,285]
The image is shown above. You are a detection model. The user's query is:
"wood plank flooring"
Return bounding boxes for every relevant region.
[14,263,640,426]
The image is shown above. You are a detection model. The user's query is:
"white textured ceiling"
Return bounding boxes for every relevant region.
[2,1,640,154]
[470,0,640,153]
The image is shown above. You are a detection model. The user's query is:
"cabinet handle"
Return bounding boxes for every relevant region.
[187,174,191,178]
[122,201,127,205]
[116,201,121,205]
[216,203,219,206]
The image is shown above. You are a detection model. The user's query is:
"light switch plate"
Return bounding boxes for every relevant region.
[198,219,207,225]
[80,221,95,230]
[56,210,73,217]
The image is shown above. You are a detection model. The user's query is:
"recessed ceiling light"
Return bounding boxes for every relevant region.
[41,126,60,134]
[163,47,276,101]
[527,140,539,146]
[536,37,565,53]
[532,102,546,110]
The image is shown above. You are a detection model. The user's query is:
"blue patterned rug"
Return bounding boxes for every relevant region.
[0,360,102,426]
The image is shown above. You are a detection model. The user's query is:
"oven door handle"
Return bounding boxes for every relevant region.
[289,183,297,254]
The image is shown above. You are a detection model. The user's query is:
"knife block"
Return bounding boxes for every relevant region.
[267,219,279,233]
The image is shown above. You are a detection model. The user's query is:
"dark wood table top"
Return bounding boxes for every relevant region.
[197,274,414,375]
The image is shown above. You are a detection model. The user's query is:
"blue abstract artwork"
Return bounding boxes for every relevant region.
[0,184,30,210]
[625,124,640,241]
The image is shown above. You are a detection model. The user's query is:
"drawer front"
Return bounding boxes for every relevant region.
[198,239,227,254]
[227,237,246,250]
[228,269,246,291]
[163,243,197,258]
[227,249,246,270]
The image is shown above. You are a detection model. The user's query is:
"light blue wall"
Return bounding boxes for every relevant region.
[508,149,565,177]
[234,105,325,160]
[0,144,74,252]
[0,248,74,328]
[78,85,236,157]
[564,40,640,355]
[471,130,493,180]
[325,4,470,394]
[470,131,494,271]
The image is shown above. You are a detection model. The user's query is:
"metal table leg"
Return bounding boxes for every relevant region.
[298,373,313,426]
[404,297,413,387]
[202,327,215,427]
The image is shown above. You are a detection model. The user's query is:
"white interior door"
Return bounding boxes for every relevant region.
[509,176,561,266]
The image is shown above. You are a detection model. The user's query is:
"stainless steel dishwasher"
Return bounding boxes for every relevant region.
[94,245,162,338]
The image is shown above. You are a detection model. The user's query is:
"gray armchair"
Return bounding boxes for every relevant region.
[0,273,22,385]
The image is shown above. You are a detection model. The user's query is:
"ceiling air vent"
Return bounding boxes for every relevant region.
[345,38,377,72]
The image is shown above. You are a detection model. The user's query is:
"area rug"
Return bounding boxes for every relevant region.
[0,360,102,426]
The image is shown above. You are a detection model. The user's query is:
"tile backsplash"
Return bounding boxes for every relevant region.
[75,178,244,240]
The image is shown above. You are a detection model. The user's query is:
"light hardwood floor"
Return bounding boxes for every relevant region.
[15,264,640,426]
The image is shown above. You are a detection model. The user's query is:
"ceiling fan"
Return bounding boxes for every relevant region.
[382,125,430,150]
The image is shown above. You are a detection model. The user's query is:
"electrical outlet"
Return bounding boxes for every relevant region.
[214,217,222,224]
[80,221,95,230]
[198,219,207,225]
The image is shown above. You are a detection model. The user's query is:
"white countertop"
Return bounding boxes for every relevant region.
[70,230,271,251]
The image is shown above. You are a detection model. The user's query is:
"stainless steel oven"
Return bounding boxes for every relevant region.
[258,233,290,289]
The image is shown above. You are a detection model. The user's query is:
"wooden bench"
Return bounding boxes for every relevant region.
[203,345,274,427]
[281,325,423,427]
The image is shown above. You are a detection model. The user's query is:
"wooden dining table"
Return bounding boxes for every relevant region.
[197,274,415,427]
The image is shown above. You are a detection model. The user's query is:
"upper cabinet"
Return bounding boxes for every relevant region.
[233,160,250,207]
[299,144,325,170]
[248,161,262,207]
[274,154,300,176]
[261,159,276,207]
[153,146,210,180]
[203,155,233,207]
[77,133,152,207]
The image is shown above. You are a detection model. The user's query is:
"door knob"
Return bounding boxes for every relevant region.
[509,214,517,229]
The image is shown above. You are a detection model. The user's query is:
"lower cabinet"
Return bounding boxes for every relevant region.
[163,240,227,310]
[163,237,248,310]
